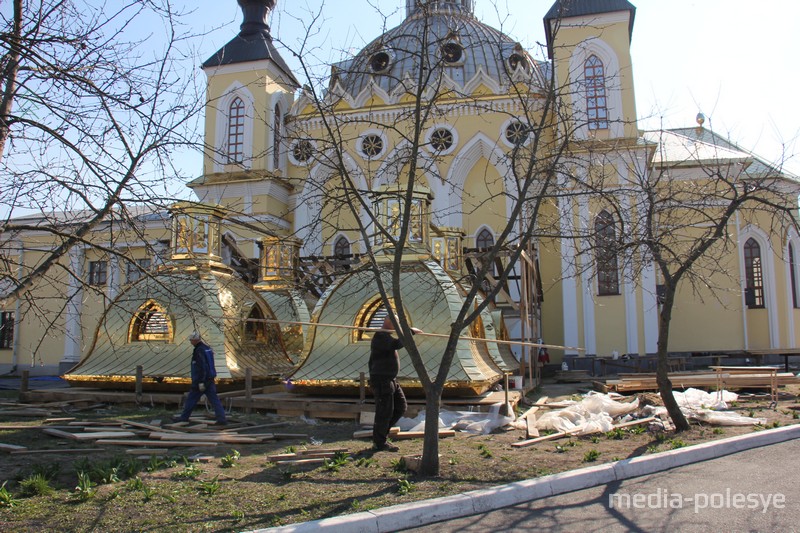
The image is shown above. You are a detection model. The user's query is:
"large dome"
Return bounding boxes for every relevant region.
[330,1,543,96]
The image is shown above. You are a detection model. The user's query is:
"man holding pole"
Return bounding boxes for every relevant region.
[369,315,421,451]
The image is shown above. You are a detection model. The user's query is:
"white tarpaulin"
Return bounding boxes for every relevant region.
[534,392,640,435]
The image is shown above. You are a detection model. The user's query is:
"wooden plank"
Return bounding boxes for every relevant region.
[125,448,169,455]
[148,432,263,443]
[41,428,80,440]
[353,427,400,439]
[272,433,308,440]
[273,457,327,465]
[512,417,656,448]
[10,448,105,455]
[115,419,166,432]
[72,431,139,441]
[0,443,27,452]
[394,430,456,440]
[96,439,218,447]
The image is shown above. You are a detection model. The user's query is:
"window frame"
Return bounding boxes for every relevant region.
[595,210,620,296]
[0,311,13,349]
[744,238,765,309]
[88,260,108,287]
[128,301,174,343]
[227,96,246,163]
[584,55,609,130]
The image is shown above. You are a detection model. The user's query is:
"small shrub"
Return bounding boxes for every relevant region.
[712,428,724,435]
[390,458,408,473]
[628,425,646,435]
[583,449,600,462]
[172,464,203,480]
[646,444,660,453]
[793,411,799,420]
[323,451,350,472]
[669,439,687,449]
[141,484,156,502]
[590,436,600,444]
[19,473,54,497]
[396,478,412,495]
[73,471,97,502]
[0,481,19,508]
[197,476,221,496]
[232,509,245,522]
[221,450,241,468]
[478,444,493,458]
[126,476,145,491]
[355,457,376,467]
[284,445,296,454]
[146,456,165,473]
[605,428,625,440]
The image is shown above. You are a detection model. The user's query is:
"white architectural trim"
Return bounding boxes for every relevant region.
[578,195,597,355]
[213,82,256,173]
[444,133,514,230]
[297,152,368,256]
[63,246,84,365]
[784,228,800,347]
[739,224,779,347]
[560,197,580,354]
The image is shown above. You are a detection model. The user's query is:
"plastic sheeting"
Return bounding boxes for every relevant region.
[641,387,767,426]
[534,392,640,435]
[397,406,515,435]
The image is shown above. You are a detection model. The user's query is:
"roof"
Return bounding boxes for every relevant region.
[643,127,799,181]
[330,9,545,97]
[544,0,636,58]
[202,1,299,87]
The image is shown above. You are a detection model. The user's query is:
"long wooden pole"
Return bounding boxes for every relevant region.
[250,318,585,352]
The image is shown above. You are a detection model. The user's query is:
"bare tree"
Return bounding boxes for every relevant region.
[279,1,581,476]
[0,0,205,310]
[582,125,800,431]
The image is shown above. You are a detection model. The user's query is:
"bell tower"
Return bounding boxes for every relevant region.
[544,0,638,140]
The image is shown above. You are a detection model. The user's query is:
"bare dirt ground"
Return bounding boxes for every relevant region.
[0,381,798,532]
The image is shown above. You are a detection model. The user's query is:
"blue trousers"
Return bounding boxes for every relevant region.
[180,381,227,423]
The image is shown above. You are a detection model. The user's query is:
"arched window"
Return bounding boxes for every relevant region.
[595,210,619,296]
[245,305,269,342]
[228,97,246,163]
[129,301,173,342]
[273,104,282,170]
[790,243,799,309]
[353,297,397,342]
[333,235,351,271]
[744,238,765,308]
[584,55,608,130]
[476,228,494,250]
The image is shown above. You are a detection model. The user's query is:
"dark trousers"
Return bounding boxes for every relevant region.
[180,381,227,423]
[371,378,407,446]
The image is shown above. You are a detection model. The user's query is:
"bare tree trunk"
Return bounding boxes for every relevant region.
[656,285,690,431]
[419,383,443,476]
[0,0,22,162]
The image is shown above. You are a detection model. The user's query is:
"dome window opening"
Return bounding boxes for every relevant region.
[369,51,392,74]
[430,128,454,152]
[292,139,313,163]
[361,134,384,158]
[441,42,464,65]
[505,121,530,146]
[507,53,528,72]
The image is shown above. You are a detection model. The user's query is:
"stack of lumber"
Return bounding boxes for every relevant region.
[604,370,800,393]
[0,417,309,455]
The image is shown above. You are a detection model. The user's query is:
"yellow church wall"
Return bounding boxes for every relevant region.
[550,15,638,139]
[461,157,507,239]
[204,69,289,175]
[538,234,566,362]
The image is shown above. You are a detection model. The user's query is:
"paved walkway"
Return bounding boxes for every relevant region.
[257,425,800,533]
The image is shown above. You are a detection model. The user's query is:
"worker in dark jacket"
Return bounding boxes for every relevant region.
[173,332,227,425]
[369,315,421,451]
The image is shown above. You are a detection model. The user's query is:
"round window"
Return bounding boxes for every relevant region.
[369,51,391,73]
[441,42,463,64]
[430,128,454,152]
[508,53,528,72]
[361,134,384,157]
[505,121,529,146]
[292,140,313,163]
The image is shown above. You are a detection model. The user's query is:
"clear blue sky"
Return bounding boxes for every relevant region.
[187,0,800,177]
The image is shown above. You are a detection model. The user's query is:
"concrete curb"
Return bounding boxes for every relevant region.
[254,424,800,533]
